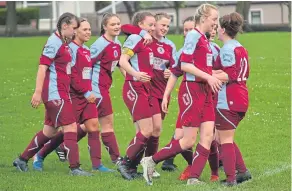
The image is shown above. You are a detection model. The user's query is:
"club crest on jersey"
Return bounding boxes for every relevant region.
[157,47,165,54]
[52,100,62,107]
[182,93,191,106]
[114,50,118,58]
[127,90,136,102]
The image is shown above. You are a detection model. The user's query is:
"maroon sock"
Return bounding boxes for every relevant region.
[218,143,222,161]
[234,142,247,173]
[126,132,148,161]
[208,140,219,176]
[20,130,51,161]
[88,131,101,168]
[189,143,210,179]
[145,136,159,157]
[221,143,236,182]
[38,131,64,158]
[59,124,87,151]
[181,147,193,165]
[101,132,120,161]
[152,139,183,164]
[63,132,80,169]
[130,146,146,170]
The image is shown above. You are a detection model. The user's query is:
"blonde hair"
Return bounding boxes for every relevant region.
[194,3,218,24]
[154,12,171,21]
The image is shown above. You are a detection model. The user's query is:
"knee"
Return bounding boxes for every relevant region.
[180,136,196,150]
[86,119,99,132]
[152,124,162,137]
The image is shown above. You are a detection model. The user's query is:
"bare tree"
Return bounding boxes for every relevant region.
[173,1,185,34]
[123,1,140,22]
[236,1,251,31]
[283,1,291,25]
[5,1,17,37]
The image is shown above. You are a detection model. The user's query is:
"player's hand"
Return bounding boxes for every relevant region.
[207,75,222,93]
[86,93,96,103]
[31,91,42,108]
[134,72,151,82]
[161,97,169,113]
[143,33,152,45]
[164,69,171,79]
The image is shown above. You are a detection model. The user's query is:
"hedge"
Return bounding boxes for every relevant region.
[0,7,39,28]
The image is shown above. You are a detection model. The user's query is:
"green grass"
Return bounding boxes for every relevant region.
[0,32,291,191]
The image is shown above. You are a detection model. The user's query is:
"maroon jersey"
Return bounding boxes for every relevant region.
[90,35,121,97]
[39,32,72,103]
[121,24,176,98]
[217,39,250,112]
[210,42,221,70]
[122,34,154,81]
[180,29,213,82]
[69,41,92,99]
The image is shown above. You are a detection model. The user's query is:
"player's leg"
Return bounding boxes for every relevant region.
[13,125,57,172]
[118,81,153,180]
[141,126,198,185]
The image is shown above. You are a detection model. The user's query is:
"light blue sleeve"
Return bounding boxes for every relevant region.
[182,30,201,55]
[68,43,79,66]
[123,34,142,50]
[42,35,62,59]
[90,37,110,59]
[220,46,236,67]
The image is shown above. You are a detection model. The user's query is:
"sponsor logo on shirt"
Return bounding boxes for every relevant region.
[223,53,233,63]
[82,67,92,79]
[44,45,56,55]
[127,90,136,101]
[152,57,168,70]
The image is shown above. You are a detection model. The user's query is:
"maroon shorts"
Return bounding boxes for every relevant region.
[178,81,215,127]
[151,96,169,120]
[215,109,246,130]
[175,111,182,129]
[71,96,98,124]
[44,99,76,128]
[123,81,153,122]
[96,92,113,118]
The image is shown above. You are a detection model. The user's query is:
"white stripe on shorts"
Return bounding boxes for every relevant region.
[55,99,65,128]
[216,108,237,129]
[180,82,193,121]
[128,81,138,116]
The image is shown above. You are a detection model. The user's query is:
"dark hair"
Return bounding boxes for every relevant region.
[183,16,195,24]
[71,18,88,41]
[219,12,243,39]
[132,12,154,26]
[100,13,120,35]
[205,32,211,40]
[56,12,79,43]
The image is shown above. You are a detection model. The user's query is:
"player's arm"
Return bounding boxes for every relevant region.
[219,48,237,83]
[118,66,126,77]
[32,41,59,108]
[121,24,152,45]
[213,71,229,83]
[119,35,150,82]
[31,65,48,108]
[180,31,221,92]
